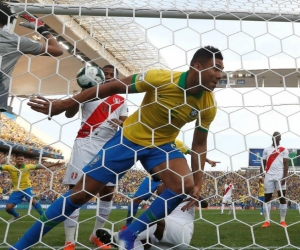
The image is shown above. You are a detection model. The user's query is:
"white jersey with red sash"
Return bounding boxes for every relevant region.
[263,145,289,176]
[223,183,234,198]
[77,94,128,140]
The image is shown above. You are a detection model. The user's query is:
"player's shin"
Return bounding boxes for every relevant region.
[126,203,139,226]
[92,200,112,235]
[125,188,185,238]
[64,208,80,243]
[279,203,287,222]
[12,190,82,250]
[32,202,44,215]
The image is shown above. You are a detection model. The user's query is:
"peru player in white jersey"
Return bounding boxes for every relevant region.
[261,131,289,228]
[62,65,128,250]
[220,179,234,215]
[96,183,209,250]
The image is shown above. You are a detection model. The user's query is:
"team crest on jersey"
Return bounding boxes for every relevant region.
[189,109,198,118]
[89,155,101,167]
[71,172,78,180]
[113,97,121,104]
[138,71,147,81]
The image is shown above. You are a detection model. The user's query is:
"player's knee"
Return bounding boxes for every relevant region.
[69,190,93,205]
[183,178,194,194]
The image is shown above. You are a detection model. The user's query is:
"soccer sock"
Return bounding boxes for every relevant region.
[263,202,271,222]
[7,208,19,218]
[32,202,44,215]
[229,204,233,212]
[64,208,80,243]
[92,200,112,236]
[126,202,139,226]
[279,203,287,222]
[221,204,225,213]
[124,188,185,239]
[12,190,81,250]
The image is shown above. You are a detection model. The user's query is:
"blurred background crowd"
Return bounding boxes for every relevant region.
[1,151,300,206]
[0,115,62,155]
[0,114,300,207]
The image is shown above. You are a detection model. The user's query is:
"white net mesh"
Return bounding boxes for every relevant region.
[1,0,300,249]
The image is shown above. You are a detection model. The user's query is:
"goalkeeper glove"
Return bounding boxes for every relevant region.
[19,13,51,36]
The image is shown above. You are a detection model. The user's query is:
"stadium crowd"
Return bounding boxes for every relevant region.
[1,152,300,206]
[0,115,62,155]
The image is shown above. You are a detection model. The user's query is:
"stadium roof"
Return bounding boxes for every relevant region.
[9,1,300,97]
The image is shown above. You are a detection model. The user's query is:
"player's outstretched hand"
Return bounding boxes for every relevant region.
[19,13,51,36]
[181,186,200,212]
[207,159,221,167]
[19,13,44,30]
[27,96,65,117]
[108,118,123,129]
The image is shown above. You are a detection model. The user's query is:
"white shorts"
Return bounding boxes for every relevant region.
[264,174,286,194]
[63,138,114,186]
[148,217,193,250]
[222,196,232,204]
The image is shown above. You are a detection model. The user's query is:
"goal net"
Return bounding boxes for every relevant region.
[1,0,300,249]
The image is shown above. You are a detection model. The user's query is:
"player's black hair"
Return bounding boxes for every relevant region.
[16,154,25,158]
[190,46,223,66]
[103,64,119,77]
[0,1,16,26]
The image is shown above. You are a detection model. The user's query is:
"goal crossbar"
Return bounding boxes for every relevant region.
[9,3,300,22]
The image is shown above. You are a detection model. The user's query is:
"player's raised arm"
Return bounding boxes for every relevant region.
[36,160,64,169]
[27,76,134,116]
[19,14,63,57]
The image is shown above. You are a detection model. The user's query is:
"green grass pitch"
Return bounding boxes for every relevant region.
[1,209,300,249]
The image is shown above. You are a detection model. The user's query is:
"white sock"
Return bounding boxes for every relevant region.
[92,200,113,236]
[280,203,287,222]
[229,204,233,212]
[221,204,225,213]
[263,203,271,222]
[64,208,80,243]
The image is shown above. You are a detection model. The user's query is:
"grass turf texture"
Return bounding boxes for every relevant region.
[1,209,300,249]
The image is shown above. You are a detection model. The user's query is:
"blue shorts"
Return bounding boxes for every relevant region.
[8,187,36,205]
[134,177,162,201]
[259,196,264,202]
[240,202,245,207]
[83,130,185,184]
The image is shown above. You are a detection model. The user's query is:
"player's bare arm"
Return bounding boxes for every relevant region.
[19,14,63,57]
[206,158,220,167]
[28,76,134,116]
[260,159,266,174]
[108,116,127,129]
[281,158,289,185]
[36,160,64,169]
[182,128,208,211]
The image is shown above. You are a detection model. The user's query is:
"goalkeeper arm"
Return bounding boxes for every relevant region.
[19,14,63,57]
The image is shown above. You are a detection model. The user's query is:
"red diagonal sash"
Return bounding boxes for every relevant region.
[224,184,232,195]
[77,95,124,138]
[265,147,285,173]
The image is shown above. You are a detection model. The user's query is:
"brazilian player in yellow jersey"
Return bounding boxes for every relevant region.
[0,154,64,221]
[258,176,265,215]
[15,46,223,250]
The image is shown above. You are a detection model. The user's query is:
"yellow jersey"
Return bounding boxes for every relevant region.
[174,139,190,155]
[0,164,37,191]
[258,183,264,197]
[239,195,246,203]
[124,69,217,147]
